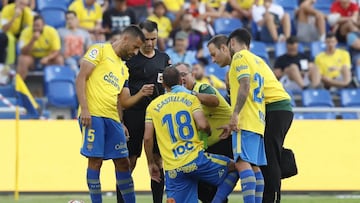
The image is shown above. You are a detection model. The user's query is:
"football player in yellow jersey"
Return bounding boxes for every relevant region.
[144,67,238,203]
[173,62,233,202]
[76,25,154,203]
[208,33,293,203]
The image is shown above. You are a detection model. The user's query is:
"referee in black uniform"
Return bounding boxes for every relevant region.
[116,20,171,203]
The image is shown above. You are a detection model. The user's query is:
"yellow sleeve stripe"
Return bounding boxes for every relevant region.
[209,156,228,166]
[145,118,153,123]
[82,58,97,66]
[237,74,250,81]
[192,107,202,113]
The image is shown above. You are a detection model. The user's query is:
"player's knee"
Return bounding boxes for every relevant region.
[114,158,131,171]
[166,198,176,203]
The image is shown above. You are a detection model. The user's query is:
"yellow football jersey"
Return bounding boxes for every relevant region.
[193,83,232,146]
[145,92,204,170]
[147,15,172,38]
[236,0,263,9]
[229,50,265,135]
[203,0,227,9]
[315,49,351,79]
[18,25,61,58]
[163,0,184,12]
[80,43,129,122]
[196,75,226,90]
[68,0,102,30]
[0,3,33,36]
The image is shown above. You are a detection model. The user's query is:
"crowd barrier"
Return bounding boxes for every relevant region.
[1,120,359,192]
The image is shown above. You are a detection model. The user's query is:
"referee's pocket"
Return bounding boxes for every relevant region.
[281,148,298,179]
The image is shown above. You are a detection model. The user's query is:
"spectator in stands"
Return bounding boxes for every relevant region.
[103,0,136,40]
[180,0,211,36]
[2,0,35,10]
[252,0,291,42]
[227,0,258,22]
[163,0,185,22]
[1,0,33,38]
[58,11,92,74]
[169,13,204,58]
[192,57,226,90]
[126,0,152,23]
[165,31,197,65]
[315,33,352,89]
[0,0,33,67]
[68,0,104,42]
[329,0,359,43]
[202,0,230,21]
[17,15,63,80]
[274,36,321,91]
[296,0,326,43]
[147,1,172,51]
[96,0,110,12]
[347,31,360,67]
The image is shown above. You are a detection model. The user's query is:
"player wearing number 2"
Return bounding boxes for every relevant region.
[220,28,268,203]
[144,67,238,203]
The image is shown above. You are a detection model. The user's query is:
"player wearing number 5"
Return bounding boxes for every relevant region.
[144,67,238,203]
[76,25,154,203]
[223,28,268,203]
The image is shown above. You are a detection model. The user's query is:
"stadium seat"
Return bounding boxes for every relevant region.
[356,66,360,84]
[206,63,228,82]
[44,65,77,109]
[297,112,337,119]
[36,0,68,11]
[202,40,211,61]
[313,0,332,15]
[0,85,15,97]
[274,0,298,20]
[250,41,270,65]
[310,41,326,59]
[274,42,305,58]
[0,97,38,119]
[302,89,334,107]
[213,18,243,35]
[340,88,360,119]
[40,8,66,29]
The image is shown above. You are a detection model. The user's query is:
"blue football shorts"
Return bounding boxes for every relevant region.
[165,151,231,202]
[232,130,267,166]
[79,116,128,160]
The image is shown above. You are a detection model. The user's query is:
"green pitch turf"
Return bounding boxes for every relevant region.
[1,193,360,203]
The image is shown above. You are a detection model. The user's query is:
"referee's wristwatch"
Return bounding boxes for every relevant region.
[191,91,198,96]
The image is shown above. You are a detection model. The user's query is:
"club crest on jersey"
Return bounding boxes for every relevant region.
[168,170,177,179]
[88,48,99,60]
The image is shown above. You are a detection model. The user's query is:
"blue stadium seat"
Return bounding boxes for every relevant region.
[44,65,77,108]
[285,89,296,107]
[297,112,337,119]
[250,41,270,65]
[206,63,228,82]
[251,21,260,40]
[310,41,326,59]
[213,18,243,35]
[202,40,211,61]
[302,89,334,107]
[0,85,15,97]
[314,0,332,15]
[274,42,305,58]
[340,89,360,119]
[356,66,360,84]
[40,8,66,29]
[36,0,68,11]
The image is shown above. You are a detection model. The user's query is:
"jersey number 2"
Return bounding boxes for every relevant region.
[253,73,264,103]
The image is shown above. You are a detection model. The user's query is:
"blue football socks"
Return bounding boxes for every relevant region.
[87,168,101,203]
[239,169,256,203]
[255,171,264,203]
[116,171,135,203]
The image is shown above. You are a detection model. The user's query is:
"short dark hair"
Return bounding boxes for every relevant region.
[163,66,181,88]
[153,1,167,10]
[139,20,158,32]
[207,35,228,49]
[326,32,336,39]
[33,15,44,23]
[286,36,298,44]
[122,25,146,42]
[227,28,251,48]
[65,10,77,17]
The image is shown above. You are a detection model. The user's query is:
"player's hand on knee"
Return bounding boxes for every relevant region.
[217,124,231,139]
[141,84,155,96]
[148,163,161,183]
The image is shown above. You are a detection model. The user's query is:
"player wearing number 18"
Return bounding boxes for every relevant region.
[144,67,238,203]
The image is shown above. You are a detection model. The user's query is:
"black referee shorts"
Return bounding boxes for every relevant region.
[123,109,160,157]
